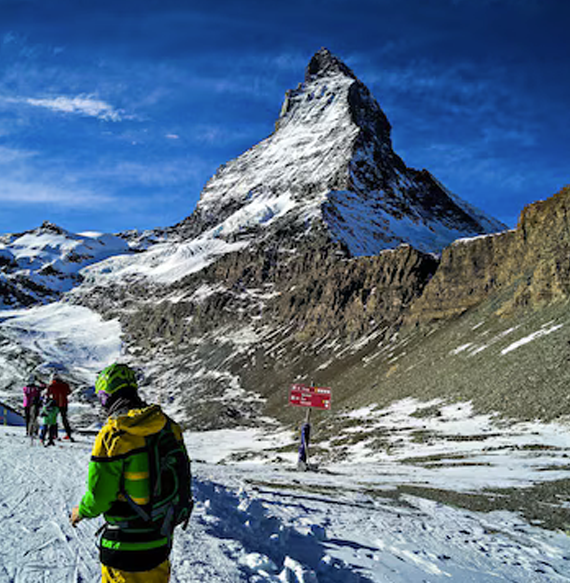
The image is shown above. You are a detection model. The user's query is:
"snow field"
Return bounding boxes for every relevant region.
[2,426,570,582]
[0,303,122,387]
[0,227,131,303]
[329,398,570,491]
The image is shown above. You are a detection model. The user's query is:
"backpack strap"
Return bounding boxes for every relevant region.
[119,489,152,523]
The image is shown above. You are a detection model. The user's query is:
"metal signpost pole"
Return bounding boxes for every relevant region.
[298,407,312,471]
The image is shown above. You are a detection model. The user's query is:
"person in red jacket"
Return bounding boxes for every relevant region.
[47,375,73,441]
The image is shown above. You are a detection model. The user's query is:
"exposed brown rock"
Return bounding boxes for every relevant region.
[271,244,438,339]
[408,185,570,323]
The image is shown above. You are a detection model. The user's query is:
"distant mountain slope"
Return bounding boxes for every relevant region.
[0,221,130,308]
[78,48,506,294]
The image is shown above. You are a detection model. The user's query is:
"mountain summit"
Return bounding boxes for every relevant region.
[305,47,358,82]
[177,48,505,255]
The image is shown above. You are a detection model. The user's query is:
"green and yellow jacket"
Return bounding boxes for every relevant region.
[79,404,187,572]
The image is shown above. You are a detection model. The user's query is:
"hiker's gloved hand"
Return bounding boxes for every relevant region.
[70,506,83,527]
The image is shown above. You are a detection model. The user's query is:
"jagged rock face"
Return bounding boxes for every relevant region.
[174,48,505,255]
[268,244,438,339]
[109,239,438,429]
[121,240,437,346]
[408,185,570,323]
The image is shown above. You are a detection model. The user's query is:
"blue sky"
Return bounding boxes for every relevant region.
[0,0,568,235]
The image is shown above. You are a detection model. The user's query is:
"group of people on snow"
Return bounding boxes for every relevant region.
[22,374,73,445]
[22,363,192,583]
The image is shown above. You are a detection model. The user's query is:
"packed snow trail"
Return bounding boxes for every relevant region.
[1,426,569,582]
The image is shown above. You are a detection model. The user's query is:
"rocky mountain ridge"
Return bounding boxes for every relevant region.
[409,185,570,324]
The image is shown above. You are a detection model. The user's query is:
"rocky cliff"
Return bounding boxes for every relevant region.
[408,185,570,323]
[119,240,438,347]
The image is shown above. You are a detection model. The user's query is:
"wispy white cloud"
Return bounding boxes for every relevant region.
[17,94,124,121]
[411,139,569,223]
[418,142,535,190]
[0,179,115,208]
[192,123,267,146]
[354,58,533,123]
[0,146,37,164]
[3,32,18,46]
[93,158,212,188]
[481,126,537,148]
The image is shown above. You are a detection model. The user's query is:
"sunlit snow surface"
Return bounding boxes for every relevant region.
[0,227,130,302]
[2,423,570,583]
[1,302,570,581]
[79,231,250,285]
[0,303,122,396]
[332,398,570,491]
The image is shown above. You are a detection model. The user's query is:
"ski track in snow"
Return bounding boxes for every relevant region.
[1,427,570,582]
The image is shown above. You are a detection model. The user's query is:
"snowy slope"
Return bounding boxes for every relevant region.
[77,231,250,286]
[1,282,569,582]
[0,303,122,416]
[195,66,359,230]
[1,424,569,583]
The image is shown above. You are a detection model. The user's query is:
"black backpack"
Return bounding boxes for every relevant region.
[122,418,193,536]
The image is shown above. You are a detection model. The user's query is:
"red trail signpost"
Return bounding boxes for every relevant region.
[289,384,332,410]
[289,383,332,470]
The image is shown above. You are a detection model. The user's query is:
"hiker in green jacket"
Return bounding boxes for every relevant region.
[70,363,192,583]
[39,396,59,446]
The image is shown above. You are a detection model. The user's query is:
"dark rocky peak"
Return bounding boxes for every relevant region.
[278,48,391,141]
[305,48,357,82]
[347,78,392,145]
[37,221,67,235]
[276,48,382,135]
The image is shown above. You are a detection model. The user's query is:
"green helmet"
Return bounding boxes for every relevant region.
[95,363,138,398]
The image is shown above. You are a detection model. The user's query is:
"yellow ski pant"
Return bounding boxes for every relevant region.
[101,559,170,583]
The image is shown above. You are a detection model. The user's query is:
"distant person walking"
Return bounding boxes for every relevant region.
[47,375,73,441]
[70,363,193,583]
[22,378,44,437]
[39,395,59,447]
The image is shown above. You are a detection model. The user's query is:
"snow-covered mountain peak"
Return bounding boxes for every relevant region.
[35,220,67,236]
[0,223,130,307]
[177,49,505,258]
[34,50,508,296]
